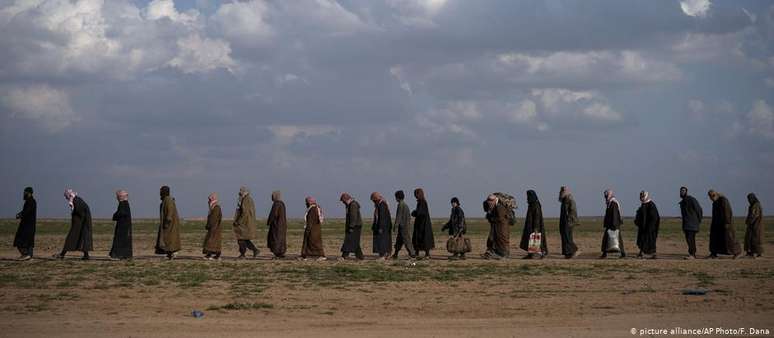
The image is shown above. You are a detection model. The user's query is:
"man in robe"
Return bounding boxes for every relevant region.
[340,193,364,260]
[558,186,580,259]
[484,194,510,259]
[13,187,36,260]
[267,190,287,259]
[56,189,93,260]
[707,190,741,259]
[634,191,660,259]
[301,196,326,261]
[109,190,133,260]
[371,192,393,259]
[679,187,702,259]
[155,186,181,260]
[744,193,764,258]
[392,190,416,259]
[234,186,259,258]
[599,189,625,259]
[203,192,222,260]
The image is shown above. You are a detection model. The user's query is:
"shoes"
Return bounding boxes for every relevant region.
[252,249,260,258]
[598,254,607,259]
[316,256,327,262]
[571,250,582,258]
[684,255,695,260]
[18,255,31,261]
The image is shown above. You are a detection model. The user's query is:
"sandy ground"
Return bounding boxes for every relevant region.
[1,217,773,337]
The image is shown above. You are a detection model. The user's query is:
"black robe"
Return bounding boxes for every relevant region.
[267,200,287,256]
[341,200,363,253]
[372,200,393,255]
[109,200,133,259]
[442,206,466,236]
[63,196,93,252]
[709,196,741,256]
[412,199,435,251]
[634,201,659,255]
[601,201,625,254]
[14,197,36,250]
[519,201,547,254]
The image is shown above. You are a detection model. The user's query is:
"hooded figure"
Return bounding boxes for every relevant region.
[57,189,93,260]
[13,187,36,260]
[155,185,181,259]
[267,190,288,258]
[301,196,326,260]
[634,191,659,259]
[679,187,703,259]
[234,186,259,258]
[707,190,741,258]
[109,190,133,260]
[600,189,625,259]
[203,192,222,260]
[371,192,393,258]
[392,190,416,259]
[520,190,547,259]
[744,193,763,258]
[558,186,580,258]
[484,194,510,259]
[340,193,364,260]
[411,188,435,258]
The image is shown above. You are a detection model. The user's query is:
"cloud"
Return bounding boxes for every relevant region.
[269,125,340,144]
[212,0,273,47]
[2,84,77,131]
[680,0,711,18]
[168,34,236,74]
[746,100,774,139]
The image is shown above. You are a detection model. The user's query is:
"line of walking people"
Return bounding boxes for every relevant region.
[10,185,765,261]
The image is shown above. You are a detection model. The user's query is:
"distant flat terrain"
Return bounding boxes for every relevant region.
[1,217,772,337]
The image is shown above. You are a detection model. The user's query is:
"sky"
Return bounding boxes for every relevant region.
[0,0,772,219]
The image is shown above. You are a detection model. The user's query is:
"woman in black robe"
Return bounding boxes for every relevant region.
[442,197,467,260]
[14,187,36,260]
[371,192,393,259]
[519,190,547,259]
[411,188,435,259]
[109,190,133,260]
[634,191,659,259]
[55,189,93,260]
[744,193,764,258]
[707,190,741,259]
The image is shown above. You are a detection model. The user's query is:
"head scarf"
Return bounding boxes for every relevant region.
[64,189,77,210]
[238,186,249,207]
[708,190,720,201]
[451,197,460,206]
[305,196,324,224]
[680,186,688,198]
[24,187,33,194]
[395,190,405,201]
[370,192,383,203]
[271,190,282,202]
[559,186,570,202]
[604,189,619,207]
[116,190,129,202]
[340,193,352,204]
[208,192,219,209]
[527,190,539,205]
[160,186,170,199]
[747,193,759,206]
[414,188,426,201]
[639,190,652,204]
[486,194,499,210]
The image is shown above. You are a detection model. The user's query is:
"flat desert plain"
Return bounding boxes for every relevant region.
[1,217,773,337]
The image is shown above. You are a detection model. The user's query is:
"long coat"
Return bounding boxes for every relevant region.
[372,200,393,255]
[559,195,579,256]
[233,195,257,240]
[302,205,325,257]
[679,195,703,232]
[488,203,511,257]
[109,200,133,259]
[709,196,741,256]
[519,202,547,254]
[203,204,223,253]
[63,196,93,252]
[341,200,363,253]
[634,201,659,255]
[442,206,466,236]
[601,200,624,254]
[744,201,763,255]
[412,199,435,251]
[155,196,181,254]
[267,200,288,256]
[13,197,36,250]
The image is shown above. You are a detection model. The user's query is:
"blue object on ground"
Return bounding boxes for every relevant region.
[192,310,205,318]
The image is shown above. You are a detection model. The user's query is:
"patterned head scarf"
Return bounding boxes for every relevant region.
[640,190,651,204]
[208,192,219,209]
[604,189,618,206]
[116,190,129,202]
[486,194,498,210]
[64,189,77,210]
